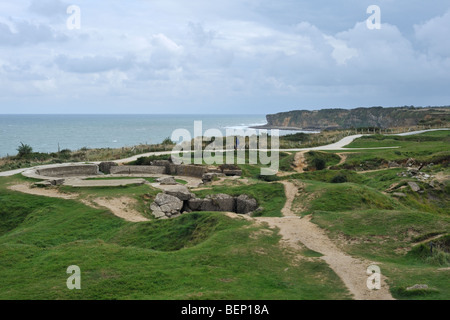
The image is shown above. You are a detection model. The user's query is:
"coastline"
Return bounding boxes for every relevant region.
[250,124,319,132]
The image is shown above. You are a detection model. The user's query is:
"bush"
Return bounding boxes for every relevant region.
[408,236,450,267]
[258,174,280,182]
[162,137,175,145]
[330,174,348,183]
[132,155,170,165]
[16,142,33,158]
[134,156,153,166]
[312,157,326,171]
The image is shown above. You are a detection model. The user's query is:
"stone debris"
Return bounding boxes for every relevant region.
[164,185,195,201]
[98,162,118,174]
[396,169,434,182]
[236,194,259,214]
[406,284,429,291]
[156,176,178,185]
[151,189,259,219]
[34,179,65,187]
[407,181,421,192]
[388,161,401,168]
[150,193,183,218]
[392,192,407,198]
[201,172,225,184]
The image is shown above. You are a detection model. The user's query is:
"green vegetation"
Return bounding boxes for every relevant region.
[128,154,172,165]
[16,142,33,158]
[0,129,449,300]
[339,131,450,171]
[286,130,450,300]
[0,175,349,299]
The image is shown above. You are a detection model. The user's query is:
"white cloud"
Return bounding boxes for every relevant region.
[414,10,450,57]
[0,20,67,46]
[0,1,450,113]
[28,0,67,17]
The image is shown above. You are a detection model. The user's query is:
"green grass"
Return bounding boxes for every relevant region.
[339,131,450,170]
[299,181,400,213]
[300,248,323,258]
[0,174,350,300]
[287,169,363,184]
[304,151,341,170]
[278,152,296,172]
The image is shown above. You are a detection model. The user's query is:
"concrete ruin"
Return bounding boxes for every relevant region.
[36,164,99,177]
[24,161,241,184]
[150,188,259,219]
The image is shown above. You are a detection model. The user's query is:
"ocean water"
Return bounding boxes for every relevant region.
[0,114,293,158]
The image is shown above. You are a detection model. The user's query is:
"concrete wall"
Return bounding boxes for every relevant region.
[110,165,167,175]
[37,165,99,177]
[169,164,207,178]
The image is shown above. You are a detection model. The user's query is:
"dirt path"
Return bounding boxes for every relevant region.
[254,181,394,300]
[335,153,349,167]
[8,183,149,223]
[293,151,308,173]
[356,168,392,174]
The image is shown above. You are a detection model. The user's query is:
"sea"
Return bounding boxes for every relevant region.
[0,114,304,158]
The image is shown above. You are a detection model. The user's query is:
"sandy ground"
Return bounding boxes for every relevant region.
[8,183,149,223]
[91,197,149,222]
[8,183,78,199]
[254,181,395,300]
[293,151,308,173]
[335,153,349,167]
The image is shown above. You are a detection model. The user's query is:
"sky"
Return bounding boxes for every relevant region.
[0,0,449,114]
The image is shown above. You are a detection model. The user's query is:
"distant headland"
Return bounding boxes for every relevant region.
[251,106,450,131]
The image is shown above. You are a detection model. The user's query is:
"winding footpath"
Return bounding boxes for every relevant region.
[256,181,394,300]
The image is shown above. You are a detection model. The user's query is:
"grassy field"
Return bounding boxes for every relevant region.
[0,174,350,300]
[0,130,448,300]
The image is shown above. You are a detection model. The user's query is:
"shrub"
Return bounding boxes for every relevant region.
[312,157,326,171]
[258,174,280,182]
[16,142,33,158]
[162,137,175,145]
[331,174,348,183]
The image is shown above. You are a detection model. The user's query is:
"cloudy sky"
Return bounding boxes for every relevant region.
[0,0,449,114]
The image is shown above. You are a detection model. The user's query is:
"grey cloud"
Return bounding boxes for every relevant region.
[414,10,450,57]
[188,22,216,46]
[0,20,67,46]
[28,0,68,17]
[1,63,47,81]
[55,54,134,73]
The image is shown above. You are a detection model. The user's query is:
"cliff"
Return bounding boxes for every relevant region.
[261,106,450,130]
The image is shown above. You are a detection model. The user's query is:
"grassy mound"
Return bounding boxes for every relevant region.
[111,213,242,251]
